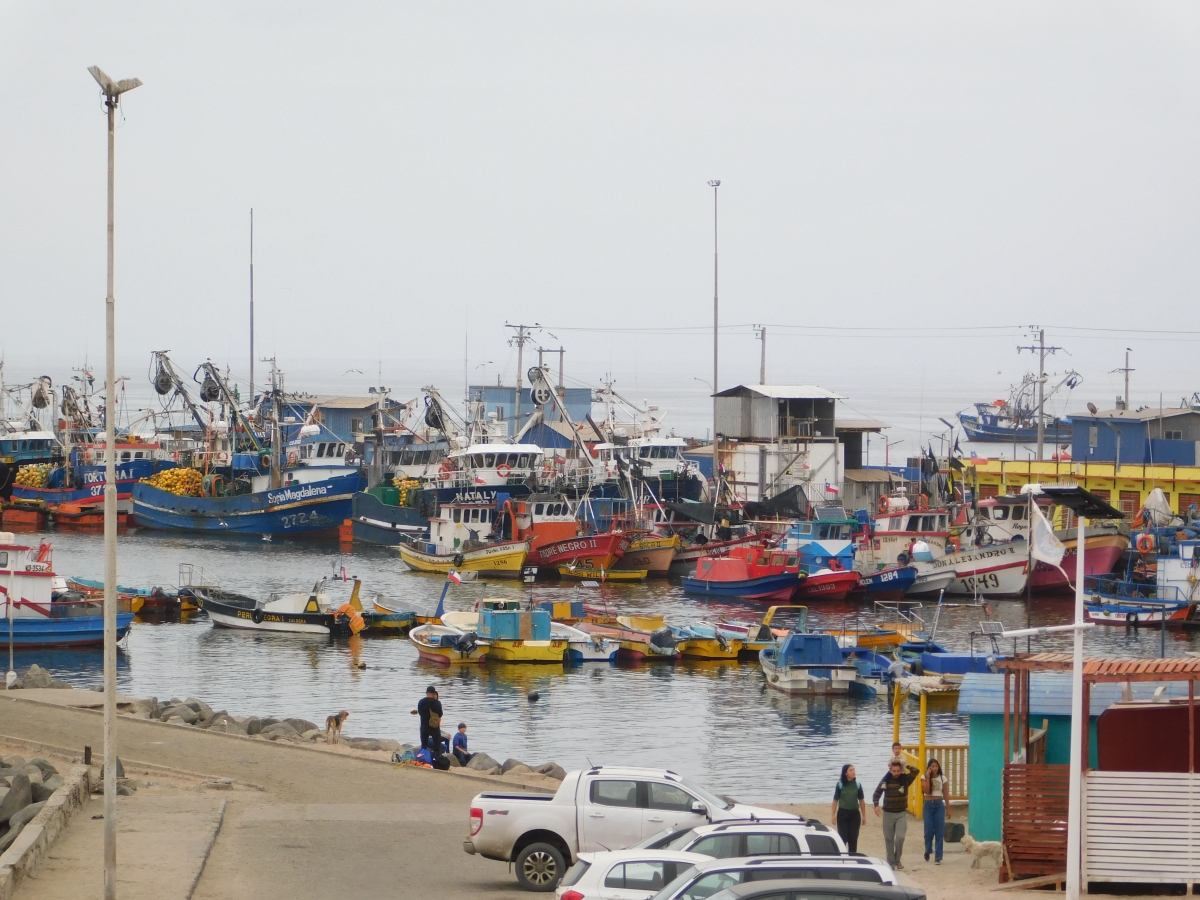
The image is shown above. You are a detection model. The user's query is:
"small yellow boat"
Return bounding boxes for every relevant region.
[557,567,648,582]
[443,607,569,663]
[399,540,529,578]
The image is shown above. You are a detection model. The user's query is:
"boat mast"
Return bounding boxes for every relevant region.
[268,359,281,489]
[249,209,255,412]
[708,179,720,512]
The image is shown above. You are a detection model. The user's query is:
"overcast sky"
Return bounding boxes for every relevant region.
[3,3,1199,451]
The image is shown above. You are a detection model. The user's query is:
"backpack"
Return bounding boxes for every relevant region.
[431,753,451,771]
[415,748,433,765]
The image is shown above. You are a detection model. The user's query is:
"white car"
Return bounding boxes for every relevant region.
[647,854,899,900]
[557,850,713,900]
[639,819,847,858]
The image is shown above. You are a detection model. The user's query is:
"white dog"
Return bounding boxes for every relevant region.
[962,834,1005,869]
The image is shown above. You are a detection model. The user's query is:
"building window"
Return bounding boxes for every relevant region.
[1166,430,1183,441]
[1089,426,1098,448]
[350,417,364,434]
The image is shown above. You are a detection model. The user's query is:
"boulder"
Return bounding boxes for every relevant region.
[116,782,135,797]
[534,763,567,781]
[244,717,262,736]
[284,718,318,735]
[21,665,51,689]
[261,722,300,738]
[29,759,57,778]
[32,775,62,803]
[18,767,42,785]
[500,758,530,774]
[166,716,191,727]
[466,753,499,772]
[445,753,462,768]
[170,706,199,725]
[377,739,401,752]
[258,717,281,729]
[301,730,319,742]
[341,737,382,751]
[0,775,32,824]
[1,758,24,770]
[0,823,23,854]
[131,698,159,719]
[9,801,44,830]
[482,766,502,776]
[502,764,533,777]
[47,679,72,689]
[210,721,247,736]
[184,698,213,718]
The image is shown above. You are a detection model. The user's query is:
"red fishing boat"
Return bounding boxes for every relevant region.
[796,566,861,601]
[533,531,634,570]
[681,546,805,602]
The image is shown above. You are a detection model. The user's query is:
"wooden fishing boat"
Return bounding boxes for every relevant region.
[187,579,366,636]
[409,622,488,665]
[534,531,633,570]
[613,535,680,576]
[557,566,647,582]
[399,539,529,577]
[372,597,433,629]
[67,577,193,612]
[681,546,803,602]
[796,568,861,601]
[669,533,773,577]
[550,621,619,663]
[709,605,810,657]
[443,605,569,662]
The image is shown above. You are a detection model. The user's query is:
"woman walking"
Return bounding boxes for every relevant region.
[922,758,950,864]
[831,764,867,853]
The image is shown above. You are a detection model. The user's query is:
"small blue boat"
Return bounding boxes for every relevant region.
[761,631,874,696]
[852,566,917,601]
[0,613,135,647]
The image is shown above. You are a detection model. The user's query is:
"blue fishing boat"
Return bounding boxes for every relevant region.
[0,538,134,647]
[12,441,175,509]
[760,630,873,696]
[851,565,917,601]
[681,546,805,602]
[349,482,429,546]
[957,371,1078,443]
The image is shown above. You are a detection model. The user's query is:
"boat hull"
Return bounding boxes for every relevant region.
[535,533,632,570]
[677,636,744,660]
[0,613,134,647]
[349,491,429,546]
[906,571,958,596]
[484,639,570,663]
[1032,533,1128,591]
[916,541,1029,597]
[398,541,528,577]
[760,649,863,695]
[195,591,342,635]
[796,571,860,601]
[614,536,680,575]
[409,624,489,664]
[851,567,916,602]
[558,567,647,582]
[131,473,364,536]
[670,535,770,576]
[958,414,1072,443]
[681,572,800,602]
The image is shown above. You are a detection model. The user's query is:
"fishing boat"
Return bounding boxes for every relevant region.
[613,534,680,576]
[348,476,429,546]
[1082,538,1200,626]
[910,538,1029,597]
[397,499,528,577]
[681,546,804,602]
[409,622,488,665]
[957,371,1078,443]
[849,566,917,602]
[795,568,861,601]
[444,603,569,663]
[11,440,176,513]
[67,577,193,613]
[533,531,634,571]
[707,605,810,657]
[669,533,774,577]
[760,630,872,696]
[0,535,134,646]
[577,616,680,661]
[550,621,619,663]
[783,508,862,600]
[669,622,745,660]
[557,565,648,582]
[185,578,367,636]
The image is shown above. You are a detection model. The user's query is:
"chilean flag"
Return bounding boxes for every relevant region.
[825,482,839,495]
[447,570,462,585]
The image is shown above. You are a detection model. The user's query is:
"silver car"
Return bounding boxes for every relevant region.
[638,819,847,858]
[648,855,899,900]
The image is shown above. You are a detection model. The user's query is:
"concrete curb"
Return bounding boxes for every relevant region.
[186,798,227,900]
[0,764,90,900]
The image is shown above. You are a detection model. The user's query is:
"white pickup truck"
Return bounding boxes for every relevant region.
[463,766,796,892]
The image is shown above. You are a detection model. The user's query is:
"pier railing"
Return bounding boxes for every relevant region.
[900,743,969,817]
[1083,575,1189,605]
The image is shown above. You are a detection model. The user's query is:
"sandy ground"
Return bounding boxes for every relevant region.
[0,690,1010,900]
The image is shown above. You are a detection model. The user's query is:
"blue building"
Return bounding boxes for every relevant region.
[1070,407,1200,466]
[264,396,406,445]
[469,385,593,437]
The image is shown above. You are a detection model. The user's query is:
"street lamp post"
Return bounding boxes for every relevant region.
[708,180,720,511]
[88,64,141,900]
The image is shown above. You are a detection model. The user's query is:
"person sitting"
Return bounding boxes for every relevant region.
[452,722,473,766]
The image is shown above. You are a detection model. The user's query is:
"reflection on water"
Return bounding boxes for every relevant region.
[4,528,1195,800]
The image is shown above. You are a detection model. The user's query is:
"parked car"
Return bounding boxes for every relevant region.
[637,819,847,858]
[465,766,797,891]
[704,879,926,900]
[647,855,899,900]
[556,850,713,900]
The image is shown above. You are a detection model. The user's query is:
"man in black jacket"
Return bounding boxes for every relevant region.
[873,759,920,869]
[417,686,444,757]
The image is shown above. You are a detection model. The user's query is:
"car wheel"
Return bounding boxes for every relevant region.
[515,841,566,892]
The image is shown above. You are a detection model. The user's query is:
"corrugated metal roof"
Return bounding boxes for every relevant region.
[836,418,888,432]
[959,672,1193,717]
[1074,408,1198,422]
[713,385,846,401]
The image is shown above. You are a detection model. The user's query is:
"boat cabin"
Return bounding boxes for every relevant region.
[437,443,544,489]
[428,502,499,552]
[594,436,689,480]
[507,495,579,552]
[695,546,800,581]
[0,430,56,466]
[0,534,55,615]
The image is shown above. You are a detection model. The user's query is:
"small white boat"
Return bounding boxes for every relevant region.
[551,622,619,663]
[409,622,488,665]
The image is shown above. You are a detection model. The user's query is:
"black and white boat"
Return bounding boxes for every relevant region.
[184,579,365,635]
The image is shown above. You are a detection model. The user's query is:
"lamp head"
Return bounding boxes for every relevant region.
[708,180,721,188]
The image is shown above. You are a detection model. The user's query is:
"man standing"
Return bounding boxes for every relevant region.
[873,759,920,870]
[417,685,444,757]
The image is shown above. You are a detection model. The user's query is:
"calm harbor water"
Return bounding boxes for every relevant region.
[9,528,1191,802]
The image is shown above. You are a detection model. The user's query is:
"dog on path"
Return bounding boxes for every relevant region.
[962,834,1004,868]
[324,710,349,744]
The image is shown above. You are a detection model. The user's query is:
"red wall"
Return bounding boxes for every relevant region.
[1097,702,1199,772]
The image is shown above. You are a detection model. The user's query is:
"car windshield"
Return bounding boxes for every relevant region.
[679,778,735,811]
[650,864,700,900]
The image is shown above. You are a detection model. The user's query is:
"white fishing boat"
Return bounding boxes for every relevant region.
[550,621,619,663]
[911,539,1029,597]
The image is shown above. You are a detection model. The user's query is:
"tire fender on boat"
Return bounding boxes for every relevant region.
[453,553,465,568]
[251,607,265,624]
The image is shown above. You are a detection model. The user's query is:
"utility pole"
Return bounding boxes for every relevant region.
[88,64,141,900]
[754,325,766,385]
[708,180,720,506]
[1018,328,1062,462]
[249,210,255,410]
[1111,348,1134,411]
[505,323,539,437]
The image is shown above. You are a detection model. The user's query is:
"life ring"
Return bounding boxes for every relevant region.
[829,558,844,571]
[878,496,890,514]
[541,465,554,480]
[452,553,465,568]
[251,608,265,624]
[918,494,929,511]
[496,463,512,478]
[260,454,271,470]
[287,451,299,467]
[438,464,453,481]
[1136,534,1155,554]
